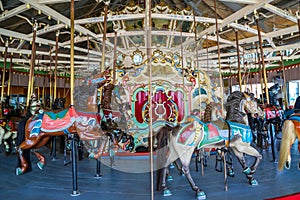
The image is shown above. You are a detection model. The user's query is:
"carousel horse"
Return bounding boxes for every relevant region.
[278,96,300,171]
[0,119,17,153]
[156,91,263,199]
[0,97,18,153]
[15,70,134,175]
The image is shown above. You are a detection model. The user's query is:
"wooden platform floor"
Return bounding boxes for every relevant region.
[1,141,300,200]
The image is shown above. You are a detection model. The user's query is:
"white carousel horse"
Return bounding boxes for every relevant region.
[156,91,263,199]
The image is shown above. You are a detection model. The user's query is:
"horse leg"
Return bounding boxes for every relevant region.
[16,137,42,175]
[3,140,9,153]
[88,137,108,160]
[230,146,261,185]
[33,137,51,170]
[180,159,206,199]
[11,131,17,154]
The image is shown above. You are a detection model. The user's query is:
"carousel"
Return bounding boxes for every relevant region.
[1,0,300,200]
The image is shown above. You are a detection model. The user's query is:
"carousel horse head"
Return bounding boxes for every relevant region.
[29,94,41,116]
[268,83,281,106]
[226,91,261,125]
[53,98,65,110]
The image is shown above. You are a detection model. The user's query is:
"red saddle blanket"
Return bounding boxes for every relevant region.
[41,108,76,133]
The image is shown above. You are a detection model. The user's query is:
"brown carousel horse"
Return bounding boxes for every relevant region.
[156,91,263,199]
[278,96,300,171]
[15,70,134,175]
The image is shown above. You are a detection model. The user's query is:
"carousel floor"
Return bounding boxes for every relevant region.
[1,139,300,200]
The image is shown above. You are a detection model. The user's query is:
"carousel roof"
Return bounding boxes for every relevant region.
[0,0,300,78]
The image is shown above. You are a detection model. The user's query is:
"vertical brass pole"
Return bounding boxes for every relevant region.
[280,52,288,109]
[100,2,109,72]
[49,71,52,109]
[54,31,59,102]
[213,0,224,118]
[1,40,8,101]
[256,43,265,105]
[7,56,12,96]
[194,13,205,175]
[235,29,242,91]
[180,23,185,86]
[256,15,269,104]
[70,0,75,106]
[113,28,117,84]
[145,0,153,199]
[63,72,66,96]
[26,22,37,106]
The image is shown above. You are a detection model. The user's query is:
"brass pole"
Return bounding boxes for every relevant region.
[256,43,264,105]
[7,56,12,96]
[42,64,46,105]
[54,31,59,101]
[64,71,66,97]
[213,0,224,118]
[113,26,117,84]
[235,29,242,91]
[1,40,8,101]
[100,2,109,72]
[256,15,269,104]
[145,0,153,199]
[70,0,75,106]
[280,52,288,109]
[49,71,52,109]
[181,23,184,86]
[194,12,202,119]
[26,21,37,106]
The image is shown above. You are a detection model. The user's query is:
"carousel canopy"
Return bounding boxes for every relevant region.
[0,0,300,78]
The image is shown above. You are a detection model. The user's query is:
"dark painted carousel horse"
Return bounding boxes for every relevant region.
[278,96,300,171]
[15,70,134,175]
[255,84,284,160]
[156,91,263,199]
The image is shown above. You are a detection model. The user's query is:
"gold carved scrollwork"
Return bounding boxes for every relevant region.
[130,49,145,66]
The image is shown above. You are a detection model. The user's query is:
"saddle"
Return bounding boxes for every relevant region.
[290,114,300,123]
[41,108,76,133]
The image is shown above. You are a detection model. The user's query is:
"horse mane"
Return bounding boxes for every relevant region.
[225,91,246,123]
[203,102,214,123]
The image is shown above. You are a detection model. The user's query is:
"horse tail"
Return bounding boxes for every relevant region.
[278,120,296,171]
[16,117,32,172]
[156,126,169,191]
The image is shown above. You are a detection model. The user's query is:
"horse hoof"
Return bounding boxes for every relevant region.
[37,161,45,170]
[170,163,175,169]
[227,170,235,177]
[285,161,290,170]
[88,153,95,159]
[167,175,173,181]
[249,179,258,186]
[243,167,251,175]
[162,189,172,196]
[16,168,23,176]
[196,190,206,200]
